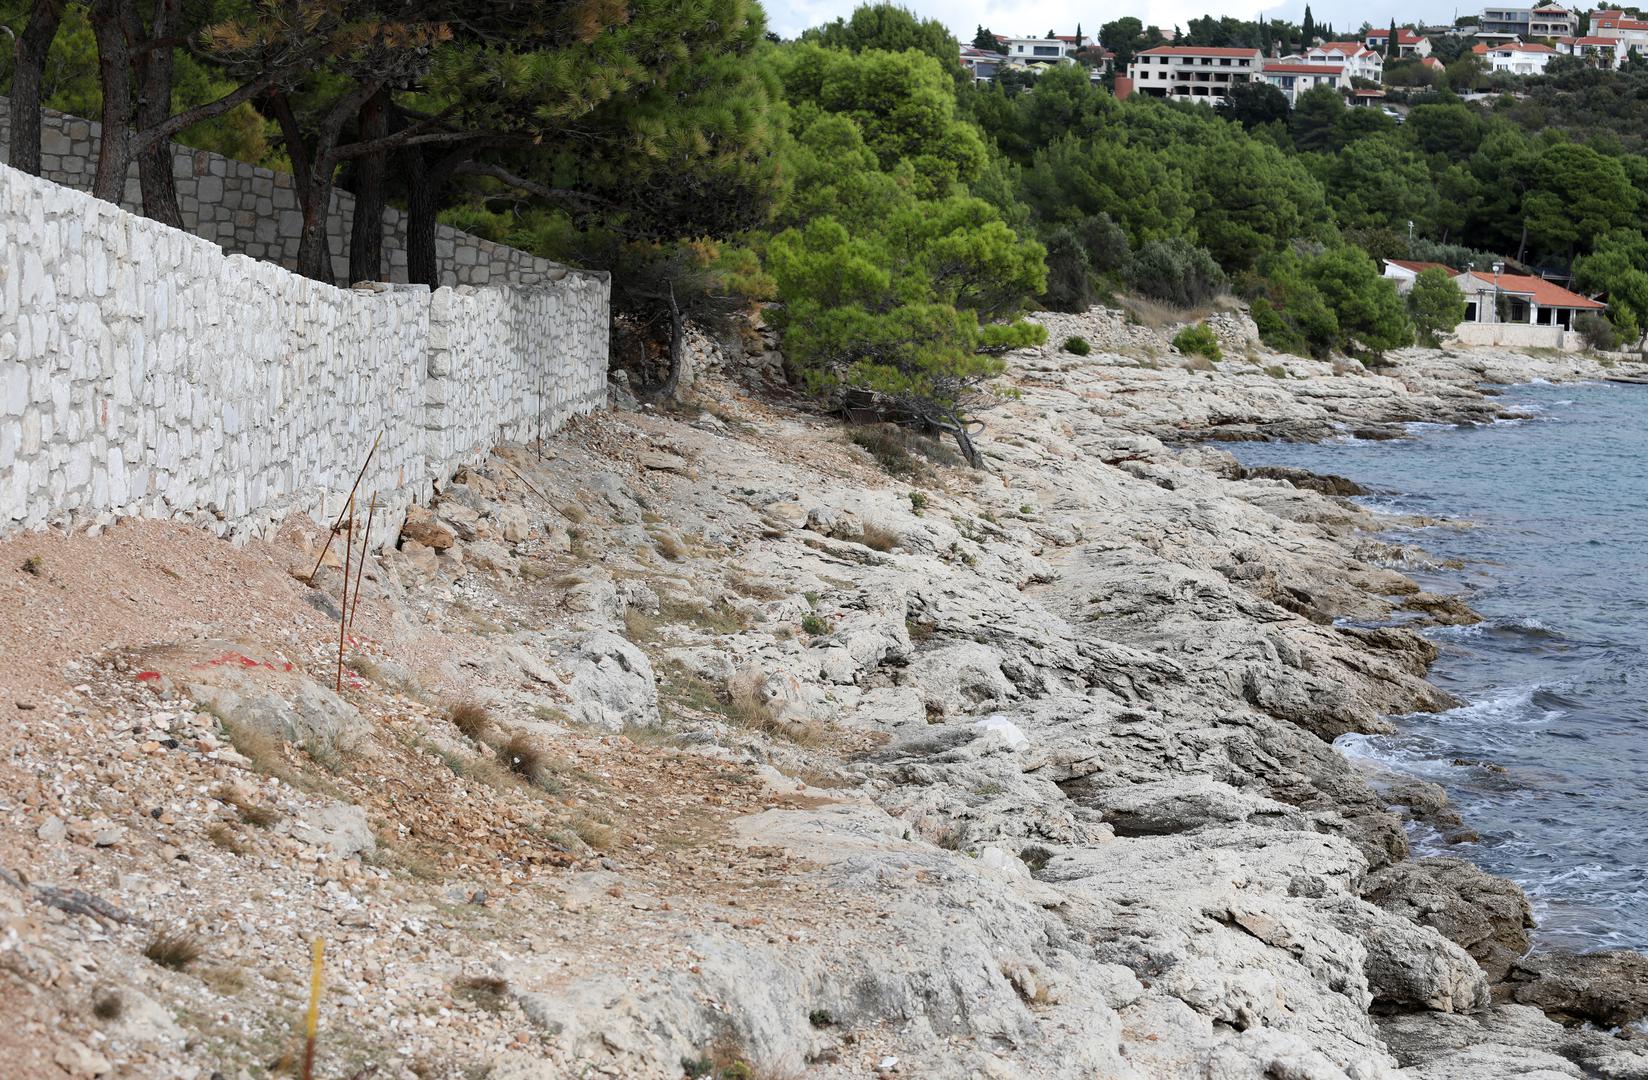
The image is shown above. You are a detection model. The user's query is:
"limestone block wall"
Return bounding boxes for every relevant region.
[1451,322,1580,352]
[0,97,565,288]
[0,162,609,542]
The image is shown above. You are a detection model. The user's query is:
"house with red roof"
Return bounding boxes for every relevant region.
[1556,35,1627,68]
[1306,42,1385,81]
[1590,10,1648,55]
[1452,266,1607,348]
[1381,260,1460,294]
[1473,40,1557,73]
[1366,28,1433,57]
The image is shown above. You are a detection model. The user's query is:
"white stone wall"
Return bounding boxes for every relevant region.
[1,163,609,542]
[0,97,567,288]
[1451,322,1579,352]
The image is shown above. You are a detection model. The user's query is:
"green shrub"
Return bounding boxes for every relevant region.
[801,613,829,636]
[1076,212,1131,276]
[1576,311,1621,351]
[1040,226,1095,313]
[1129,238,1226,308]
[1172,323,1223,361]
[1063,335,1091,355]
[908,490,928,513]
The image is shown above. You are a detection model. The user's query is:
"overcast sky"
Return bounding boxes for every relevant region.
[764,0,1465,40]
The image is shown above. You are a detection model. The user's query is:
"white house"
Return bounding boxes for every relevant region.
[1000,36,1076,64]
[1591,9,1648,55]
[1307,42,1384,81]
[1263,61,1347,103]
[1555,35,1625,68]
[1449,267,1605,348]
[1366,28,1433,56]
[1381,259,1459,293]
[1127,46,1264,106]
[1473,40,1557,73]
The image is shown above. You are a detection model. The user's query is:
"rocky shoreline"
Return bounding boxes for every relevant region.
[5,305,1648,1078]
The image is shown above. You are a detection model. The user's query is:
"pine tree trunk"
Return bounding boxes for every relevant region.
[90,0,136,205]
[405,147,470,289]
[8,0,67,176]
[347,89,390,283]
[295,165,339,284]
[405,148,441,288]
[134,0,182,228]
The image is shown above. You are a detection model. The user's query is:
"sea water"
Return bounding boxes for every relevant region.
[1227,381,1648,951]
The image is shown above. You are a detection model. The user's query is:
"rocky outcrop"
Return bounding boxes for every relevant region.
[1504,950,1648,1027]
[7,306,1648,1079]
[1365,858,1533,982]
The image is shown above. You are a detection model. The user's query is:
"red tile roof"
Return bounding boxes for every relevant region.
[1397,29,1426,43]
[1461,272,1606,309]
[1560,36,1621,47]
[1264,62,1343,73]
[1422,56,1446,67]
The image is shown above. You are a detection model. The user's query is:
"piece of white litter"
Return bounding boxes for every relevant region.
[973,714,1029,752]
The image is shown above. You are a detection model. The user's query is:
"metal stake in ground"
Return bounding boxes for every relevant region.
[308,430,382,586]
[301,938,324,1080]
[336,495,354,693]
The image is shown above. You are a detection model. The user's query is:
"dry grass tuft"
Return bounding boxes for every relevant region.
[726,670,826,747]
[300,731,353,775]
[571,814,619,852]
[21,555,44,577]
[90,990,124,1021]
[143,930,203,970]
[651,530,689,561]
[858,523,901,552]
[453,974,511,1012]
[200,965,248,996]
[503,731,562,791]
[448,699,494,742]
[558,501,589,524]
[213,715,292,780]
[1119,292,1227,329]
[206,823,247,854]
[215,785,280,827]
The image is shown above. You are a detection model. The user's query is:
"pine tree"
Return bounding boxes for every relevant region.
[1303,4,1316,46]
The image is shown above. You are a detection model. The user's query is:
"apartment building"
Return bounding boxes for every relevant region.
[1479,5,1576,38]
[1591,9,1648,54]
[1306,42,1385,81]
[1555,35,1626,68]
[1127,46,1263,105]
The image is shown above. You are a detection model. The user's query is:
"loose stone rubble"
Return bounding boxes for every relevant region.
[3,305,1648,1079]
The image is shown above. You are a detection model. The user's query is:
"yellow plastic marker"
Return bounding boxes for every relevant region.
[302,938,324,1080]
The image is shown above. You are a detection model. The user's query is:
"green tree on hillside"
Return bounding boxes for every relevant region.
[768,44,1047,466]
[1408,267,1467,344]
[803,2,957,67]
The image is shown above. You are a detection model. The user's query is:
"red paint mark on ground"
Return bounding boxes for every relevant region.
[134,671,162,682]
[189,651,290,673]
